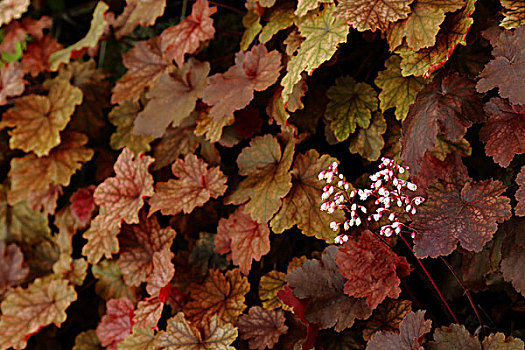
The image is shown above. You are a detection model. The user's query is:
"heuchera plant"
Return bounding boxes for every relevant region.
[0,0,524,349]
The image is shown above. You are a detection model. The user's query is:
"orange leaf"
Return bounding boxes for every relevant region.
[160,0,216,67]
[114,0,167,39]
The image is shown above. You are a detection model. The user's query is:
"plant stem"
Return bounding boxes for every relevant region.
[398,232,460,324]
[180,0,188,22]
[208,1,245,15]
[439,256,485,333]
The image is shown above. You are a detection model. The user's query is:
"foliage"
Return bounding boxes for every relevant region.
[0,1,524,349]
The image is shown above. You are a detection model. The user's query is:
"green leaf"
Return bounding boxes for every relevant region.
[259,4,295,44]
[295,0,333,17]
[240,11,262,51]
[348,112,387,161]
[324,76,378,142]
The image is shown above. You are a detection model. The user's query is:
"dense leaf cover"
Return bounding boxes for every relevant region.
[0,0,524,349]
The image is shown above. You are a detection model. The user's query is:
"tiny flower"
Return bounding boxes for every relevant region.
[407,182,417,191]
[330,221,339,231]
[411,207,417,214]
[360,206,367,214]
[398,167,405,174]
[321,192,330,200]
[355,217,361,226]
[406,204,412,212]
[388,213,396,221]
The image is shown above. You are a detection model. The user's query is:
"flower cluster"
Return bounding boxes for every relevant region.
[319,158,425,244]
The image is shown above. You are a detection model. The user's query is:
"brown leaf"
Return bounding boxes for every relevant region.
[161,0,216,66]
[26,184,62,215]
[516,167,525,216]
[237,306,288,350]
[500,218,525,297]
[363,300,412,341]
[287,246,372,331]
[215,207,270,275]
[0,242,28,290]
[336,230,411,310]
[413,177,512,258]
[149,153,227,216]
[0,62,24,105]
[113,0,166,39]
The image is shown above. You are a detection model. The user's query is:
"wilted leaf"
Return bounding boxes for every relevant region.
[477,25,525,105]
[96,297,135,350]
[49,2,109,70]
[281,5,348,103]
[500,0,525,29]
[516,167,525,216]
[8,131,93,205]
[479,98,525,167]
[287,246,372,331]
[334,0,413,32]
[366,310,431,350]
[324,76,378,142]
[238,306,288,350]
[0,71,83,156]
[397,0,475,77]
[0,276,77,349]
[118,326,155,350]
[113,0,166,38]
[400,73,483,174]
[92,260,138,302]
[156,313,237,350]
[363,300,412,341]
[134,59,210,137]
[386,0,465,51]
[226,134,294,223]
[349,112,387,161]
[149,153,226,215]
[0,62,24,105]
[22,34,63,76]
[183,268,249,326]
[111,37,171,104]
[118,211,176,286]
[109,101,155,155]
[160,0,216,66]
[413,177,512,258]
[0,242,28,290]
[0,0,29,26]
[336,230,411,310]
[215,207,270,275]
[202,44,282,122]
[375,55,427,121]
[271,150,345,241]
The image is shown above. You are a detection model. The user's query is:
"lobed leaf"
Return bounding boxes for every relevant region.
[237,306,288,350]
[113,0,166,39]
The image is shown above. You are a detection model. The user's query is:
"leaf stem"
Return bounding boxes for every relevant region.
[208,1,245,15]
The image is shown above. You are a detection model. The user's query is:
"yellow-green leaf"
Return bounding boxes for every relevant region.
[240,11,262,51]
[500,0,525,29]
[259,4,295,44]
[109,101,155,155]
[348,112,387,161]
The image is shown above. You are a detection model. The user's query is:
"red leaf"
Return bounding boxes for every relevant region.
[516,167,525,216]
[401,73,483,174]
[21,34,63,77]
[161,0,216,67]
[412,153,468,195]
[70,185,96,226]
[336,230,411,310]
[96,297,135,350]
[413,177,512,258]
[479,98,525,167]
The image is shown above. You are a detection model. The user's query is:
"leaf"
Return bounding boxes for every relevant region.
[482,333,525,350]
[96,297,134,350]
[412,152,468,195]
[0,0,29,26]
[386,0,466,51]
[400,73,483,174]
[397,0,475,77]
[22,34,63,77]
[479,98,525,167]
[155,313,237,350]
[26,184,62,215]
[149,153,227,216]
[111,37,171,105]
[215,207,270,275]
[92,260,138,302]
[0,62,24,105]
[0,242,28,290]
[7,131,94,205]
[226,134,294,223]
[500,0,525,29]
[0,71,83,156]
[477,25,525,105]
[349,112,387,161]
[118,326,155,350]
[271,150,345,241]
[516,167,525,216]
[259,3,295,44]
[134,59,210,137]
[118,211,176,286]
[109,101,155,155]
[281,5,348,103]
[49,2,109,70]
[70,186,96,227]
[145,247,174,296]
[336,230,412,310]
[160,0,216,67]
[113,0,166,39]
[240,11,262,51]
[183,268,249,326]
[412,177,512,258]
[500,218,525,297]
[195,111,235,143]
[259,270,290,311]
[295,0,332,17]
[324,76,378,142]
[202,44,282,122]
[334,0,414,32]
[375,55,427,121]
[429,134,472,161]
[133,297,164,330]
[237,306,288,350]
[286,76,308,113]
[73,330,103,350]
[52,254,88,286]
[0,276,77,349]
[287,246,372,331]
[82,209,121,264]
[94,148,155,225]
[363,300,412,341]
[366,310,431,350]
